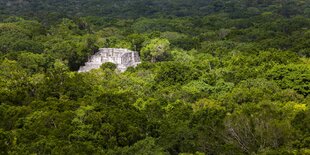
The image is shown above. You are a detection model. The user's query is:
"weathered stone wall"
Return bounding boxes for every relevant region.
[78,48,141,72]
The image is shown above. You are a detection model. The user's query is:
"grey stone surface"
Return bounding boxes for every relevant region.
[78,48,141,72]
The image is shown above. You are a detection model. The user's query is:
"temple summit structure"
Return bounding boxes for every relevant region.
[78,48,141,72]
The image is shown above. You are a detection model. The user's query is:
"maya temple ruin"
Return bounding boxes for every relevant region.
[78,48,141,72]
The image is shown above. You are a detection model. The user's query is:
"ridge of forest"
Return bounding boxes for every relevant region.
[1,0,309,19]
[0,0,309,154]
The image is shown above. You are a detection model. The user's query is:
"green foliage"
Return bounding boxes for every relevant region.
[107,137,167,155]
[100,62,117,71]
[154,62,200,87]
[266,64,310,96]
[0,129,10,155]
[141,38,171,62]
[223,78,282,104]
[225,101,306,154]
[0,1,309,154]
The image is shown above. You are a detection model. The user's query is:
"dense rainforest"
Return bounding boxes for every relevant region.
[0,0,310,154]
